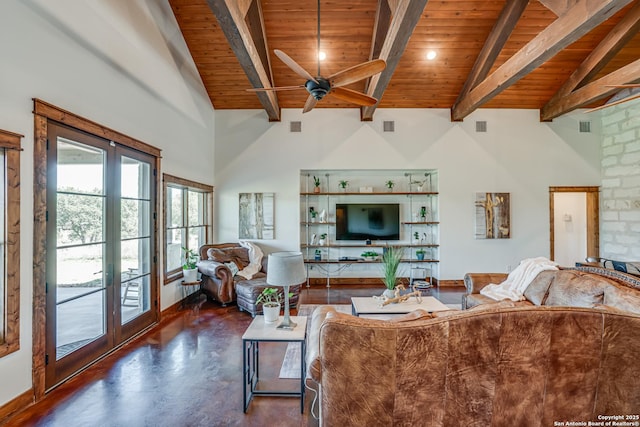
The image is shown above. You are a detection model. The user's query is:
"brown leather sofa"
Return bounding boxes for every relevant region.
[305,304,640,425]
[463,266,640,312]
[196,243,301,315]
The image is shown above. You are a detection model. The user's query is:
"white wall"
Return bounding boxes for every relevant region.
[0,0,214,407]
[214,108,601,278]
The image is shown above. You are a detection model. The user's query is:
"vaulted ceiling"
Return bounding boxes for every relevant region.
[169,0,640,122]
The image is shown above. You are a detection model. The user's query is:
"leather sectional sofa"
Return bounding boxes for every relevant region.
[305,267,640,425]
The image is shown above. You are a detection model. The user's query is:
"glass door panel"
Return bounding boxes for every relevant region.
[120,156,152,325]
[55,139,106,360]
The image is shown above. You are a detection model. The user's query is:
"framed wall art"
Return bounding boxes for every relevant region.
[239,192,275,239]
[475,192,510,239]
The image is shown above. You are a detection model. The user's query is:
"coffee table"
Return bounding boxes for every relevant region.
[351,296,450,317]
[242,315,307,413]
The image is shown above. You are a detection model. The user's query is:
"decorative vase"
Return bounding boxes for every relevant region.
[183,267,198,283]
[383,288,396,299]
[318,238,325,246]
[319,209,327,222]
[262,303,281,323]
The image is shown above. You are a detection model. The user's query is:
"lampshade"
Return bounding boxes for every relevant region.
[266,252,306,286]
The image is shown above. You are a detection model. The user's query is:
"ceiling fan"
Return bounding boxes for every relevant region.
[247,0,386,113]
[586,84,640,113]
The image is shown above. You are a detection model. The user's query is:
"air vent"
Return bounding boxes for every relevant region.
[290,121,302,133]
[579,121,591,133]
[475,121,487,132]
[383,121,395,132]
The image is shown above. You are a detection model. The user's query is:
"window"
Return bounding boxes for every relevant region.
[0,129,21,358]
[163,174,213,283]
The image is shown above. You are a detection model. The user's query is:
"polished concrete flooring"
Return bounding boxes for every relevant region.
[4,285,464,427]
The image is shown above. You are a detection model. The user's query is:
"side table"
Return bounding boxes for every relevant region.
[180,279,203,311]
[242,315,307,413]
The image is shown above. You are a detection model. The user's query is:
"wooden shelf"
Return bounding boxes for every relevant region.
[402,221,439,225]
[301,191,438,196]
[304,259,439,264]
[301,243,439,249]
[300,222,336,226]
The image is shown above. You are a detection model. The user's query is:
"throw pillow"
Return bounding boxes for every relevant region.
[224,261,239,277]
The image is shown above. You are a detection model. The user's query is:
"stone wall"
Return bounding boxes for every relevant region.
[600,100,640,260]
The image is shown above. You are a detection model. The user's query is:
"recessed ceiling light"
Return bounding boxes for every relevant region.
[426,50,437,60]
[318,51,326,61]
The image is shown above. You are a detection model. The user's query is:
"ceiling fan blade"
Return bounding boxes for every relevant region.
[330,87,378,106]
[328,59,386,88]
[246,85,305,92]
[274,49,318,84]
[585,92,640,113]
[605,84,640,88]
[303,95,318,113]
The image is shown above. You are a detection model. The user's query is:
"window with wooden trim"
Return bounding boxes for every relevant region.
[163,174,213,283]
[0,129,21,358]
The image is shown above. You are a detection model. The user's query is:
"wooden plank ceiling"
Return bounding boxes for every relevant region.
[170,0,640,122]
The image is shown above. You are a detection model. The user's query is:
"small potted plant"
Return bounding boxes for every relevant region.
[385,180,395,192]
[413,231,420,241]
[182,247,199,283]
[313,176,321,193]
[361,250,379,261]
[416,248,426,261]
[256,287,293,323]
[318,233,327,246]
[314,249,322,261]
[339,180,349,192]
[310,209,318,223]
[381,245,404,299]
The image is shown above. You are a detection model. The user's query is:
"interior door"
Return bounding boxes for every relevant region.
[45,123,156,389]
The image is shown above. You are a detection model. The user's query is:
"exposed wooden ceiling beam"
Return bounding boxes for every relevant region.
[206,0,280,121]
[537,0,573,16]
[452,0,529,121]
[541,58,640,119]
[541,1,640,121]
[451,0,634,122]
[361,0,429,121]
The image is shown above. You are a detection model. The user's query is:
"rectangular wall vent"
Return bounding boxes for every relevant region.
[475,121,487,132]
[383,120,395,132]
[579,121,591,133]
[290,121,302,132]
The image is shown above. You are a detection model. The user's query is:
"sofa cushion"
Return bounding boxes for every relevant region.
[603,283,640,314]
[523,270,555,305]
[207,247,249,270]
[465,293,497,308]
[544,270,608,307]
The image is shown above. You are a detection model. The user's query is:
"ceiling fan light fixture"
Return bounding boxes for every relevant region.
[318,51,326,61]
[305,78,331,100]
[426,50,437,61]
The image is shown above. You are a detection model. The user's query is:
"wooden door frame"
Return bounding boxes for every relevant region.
[549,186,599,262]
[33,99,161,399]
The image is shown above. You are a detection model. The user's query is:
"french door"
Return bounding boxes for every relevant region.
[45,123,157,389]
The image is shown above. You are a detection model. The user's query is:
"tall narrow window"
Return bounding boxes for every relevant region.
[163,174,213,283]
[0,129,21,358]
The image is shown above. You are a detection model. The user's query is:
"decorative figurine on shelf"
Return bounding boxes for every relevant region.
[411,179,427,192]
[319,209,327,223]
[385,180,395,192]
[313,175,321,193]
[310,233,317,245]
[339,180,349,192]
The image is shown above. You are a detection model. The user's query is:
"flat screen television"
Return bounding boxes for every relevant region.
[335,203,400,241]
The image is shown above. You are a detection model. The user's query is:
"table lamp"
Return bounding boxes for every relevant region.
[266,251,306,330]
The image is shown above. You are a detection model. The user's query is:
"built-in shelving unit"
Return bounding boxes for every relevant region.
[300,169,439,287]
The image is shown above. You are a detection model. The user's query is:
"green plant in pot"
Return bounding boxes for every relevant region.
[313,175,321,193]
[338,180,349,191]
[361,250,378,261]
[256,287,293,323]
[182,246,199,283]
[385,180,394,191]
[416,248,426,261]
[381,245,404,298]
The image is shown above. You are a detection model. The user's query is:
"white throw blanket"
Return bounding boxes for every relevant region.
[480,257,558,301]
[237,240,264,279]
